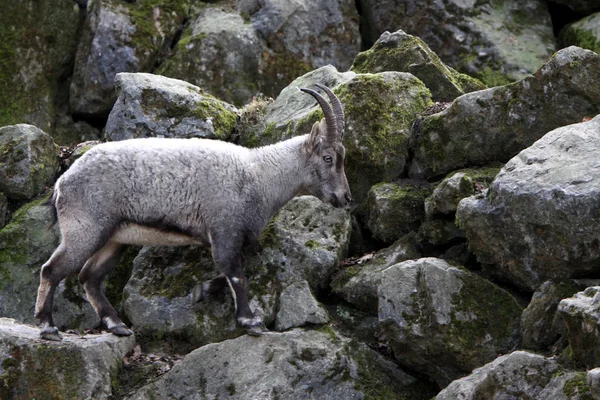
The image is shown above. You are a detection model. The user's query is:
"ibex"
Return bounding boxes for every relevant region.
[35,84,351,340]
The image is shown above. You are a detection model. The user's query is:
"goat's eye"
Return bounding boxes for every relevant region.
[323,155,333,163]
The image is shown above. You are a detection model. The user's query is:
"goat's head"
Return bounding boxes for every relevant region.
[300,84,352,209]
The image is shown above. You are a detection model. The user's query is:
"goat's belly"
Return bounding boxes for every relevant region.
[111,223,206,247]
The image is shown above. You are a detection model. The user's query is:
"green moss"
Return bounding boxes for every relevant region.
[304,239,320,249]
[105,245,141,310]
[477,66,513,87]
[226,383,237,395]
[192,99,238,140]
[560,21,600,54]
[259,214,281,248]
[316,324,337,342]
[563,372,591,398]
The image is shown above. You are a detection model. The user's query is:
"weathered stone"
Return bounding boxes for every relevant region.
[560,12,600,55]
[435,351,561,399]
[122,196,350,345]
[128,328,434,400]
[410,46,600,180]
[105,73,239,141]
[538,371,593,400]
[0,125,59,201]
[0,0,81,131]
[457,115,600,291]
[0,318,135,400]
[0,196,98,330]
[358,0,555,86]
[332,233,420,314]
[418,218,465,248]
[558,287,600,368]
[352,30,486,101]
[364,180,433,243]
[521,280,591,351]
[379,258,522,387]
[275,280,329,331]
[587,368,600,399]
[157,6,263,107]
[70,0,188,116]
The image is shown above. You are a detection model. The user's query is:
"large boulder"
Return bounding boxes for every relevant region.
[457,114,600,291]
[105,73,239,141]
[0,318,135,400]
[351,30,486,101]
[128,328,435,400]
[0,125,59,201]
[156,6,263,107]
[538,371,593,399]
[0,0,80,132]
[70,0,188,117]
[0,196,98,330]
[560,12,600,55]
[358,0,555,86]
[332,234,420,314]
[379,258,522,387]
[364,180,432,244]
[122,196,351,345]
[410,46,600,180]
[435,351,561,399]
[274,280,329,331]
[558,287,600,368]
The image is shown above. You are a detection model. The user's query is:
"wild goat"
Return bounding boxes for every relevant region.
[35,84,351,340]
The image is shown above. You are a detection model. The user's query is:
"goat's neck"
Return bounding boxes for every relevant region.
[250,135,311,220]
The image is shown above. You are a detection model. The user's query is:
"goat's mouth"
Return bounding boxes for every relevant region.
[329,194,351,210]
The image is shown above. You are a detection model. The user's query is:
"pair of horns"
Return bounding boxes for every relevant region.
[300,83,345,139]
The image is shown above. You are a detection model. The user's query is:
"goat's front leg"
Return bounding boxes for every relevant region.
[211,239,265,336]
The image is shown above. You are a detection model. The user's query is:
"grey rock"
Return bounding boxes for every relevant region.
[379,258,522,387]
[0,317,135,400]
[457,114,600,291]
[364,180,432,244]
[410,46,600,180]
[558,287,600,368]
[426,172,475,216]
[275,281,329,331]
[128,328,430,400]
[587,368,600,399]
[418,218,465,247]
[359,0,555,86]
[435,351,561,399]
[352,30,486,101]
[0,125,59,201]
[332,234,420,314]
[105,73,239,141]
[539,371,593,400]
[0,197,98,330]
[560,12,600,55]
[157,7,263,107]
[521,280,590,351]
[70,0,187,116]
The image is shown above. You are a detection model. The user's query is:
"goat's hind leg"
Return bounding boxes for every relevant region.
[79,241,132,336]
[192,274,228,303]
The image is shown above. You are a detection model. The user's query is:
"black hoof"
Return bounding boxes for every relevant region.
[246,325,268,336]
[239,316,267,336]
[110,324,133,336]
[40,326,63,341]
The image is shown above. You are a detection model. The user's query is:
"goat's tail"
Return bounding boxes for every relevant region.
[43,190,58,229]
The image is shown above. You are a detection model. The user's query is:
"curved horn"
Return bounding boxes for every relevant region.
[315,83,345,136]
[299,87,337,141]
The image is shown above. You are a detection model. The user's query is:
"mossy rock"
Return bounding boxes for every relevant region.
[559,12,600,54]
[352,30,486,102]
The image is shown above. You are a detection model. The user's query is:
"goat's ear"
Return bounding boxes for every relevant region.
[305,121,324,153]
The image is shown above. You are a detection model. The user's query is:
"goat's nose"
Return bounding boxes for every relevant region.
[344,193,352,204]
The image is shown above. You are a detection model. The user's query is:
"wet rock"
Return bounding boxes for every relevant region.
[521,280,591,351]
[0,197,98,330]
[558,287,600,368]
[560,12,600,54]
[457,115,600,291]
[435,351,561,399]
[352,30,486,101]
[358,0,555,86]
[0,0,81,131]
[410,46,600,180]
[70,0,188,116]
[364,180,432,244]
[105,73,239,141]
[274,280,329,331]
[332,234,420,314]
[0,125,59,201]
[128,328,433,400]
[0,318,135,400]
[379,258,522,387]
